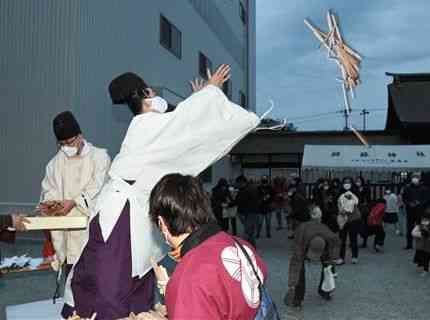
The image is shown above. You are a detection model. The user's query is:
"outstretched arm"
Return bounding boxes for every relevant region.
[189,64,231,93]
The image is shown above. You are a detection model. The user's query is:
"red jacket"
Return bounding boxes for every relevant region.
[368,203,385,226]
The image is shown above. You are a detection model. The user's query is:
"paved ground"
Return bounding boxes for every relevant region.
[1,224,430,320]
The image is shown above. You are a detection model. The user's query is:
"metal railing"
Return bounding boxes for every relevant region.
[304,183,402,201]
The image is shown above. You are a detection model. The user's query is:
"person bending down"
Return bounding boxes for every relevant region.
[285,206,339,309]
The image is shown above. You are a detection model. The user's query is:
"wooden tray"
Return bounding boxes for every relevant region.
[24,216,88,230]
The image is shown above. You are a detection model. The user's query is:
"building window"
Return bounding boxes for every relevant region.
[239,90,247,109]
[160,15,182,59]
[223,79,232,99]
[239,1,246,25]
[199,52,212,79]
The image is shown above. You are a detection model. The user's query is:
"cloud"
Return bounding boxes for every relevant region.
[257,0,430,130]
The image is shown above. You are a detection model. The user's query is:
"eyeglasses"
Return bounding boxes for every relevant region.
[57,135,79,147]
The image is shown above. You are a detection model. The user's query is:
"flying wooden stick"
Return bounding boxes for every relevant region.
[305,10,369,146]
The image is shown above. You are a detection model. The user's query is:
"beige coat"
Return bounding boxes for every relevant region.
[40,141,110,265]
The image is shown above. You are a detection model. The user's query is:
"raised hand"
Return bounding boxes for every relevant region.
[207,64,231,88]
[189,78,207,93]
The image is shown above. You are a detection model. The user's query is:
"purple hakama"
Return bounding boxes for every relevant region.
[61,201,155,319]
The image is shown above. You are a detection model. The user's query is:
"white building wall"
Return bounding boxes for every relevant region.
[0,0,254,211]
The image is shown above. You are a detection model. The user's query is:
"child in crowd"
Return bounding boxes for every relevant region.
[412,211,430,277]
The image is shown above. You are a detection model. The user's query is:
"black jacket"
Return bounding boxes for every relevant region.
[258,184,274,213]
[211,186,232,220]
[235,184,261,215]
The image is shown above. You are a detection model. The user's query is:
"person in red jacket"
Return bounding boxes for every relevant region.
[146,174,268,320]
[367,199,386,252]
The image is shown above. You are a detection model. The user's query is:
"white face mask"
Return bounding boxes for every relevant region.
[343,183,351,191]
[412,178,420,185]
[62,145,78,157]
[147,96,168,113]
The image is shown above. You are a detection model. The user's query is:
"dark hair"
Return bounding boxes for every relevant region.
[216,178,228,188]
[355,176,365,185]
[149,174,216,236]
[342,177,353,184]
[126,90,146,115]
[236,175,247,184]
[376,198,386,204]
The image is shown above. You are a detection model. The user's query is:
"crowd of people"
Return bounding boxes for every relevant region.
[2,62,430,318]
[208,171,430,309]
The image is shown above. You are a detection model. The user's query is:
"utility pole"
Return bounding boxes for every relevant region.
[343,109,349,131]
[360,108,370,131]
[337,108,350,131]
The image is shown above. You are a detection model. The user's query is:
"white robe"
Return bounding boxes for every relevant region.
[65,84,260,306]
[40,141,111,265]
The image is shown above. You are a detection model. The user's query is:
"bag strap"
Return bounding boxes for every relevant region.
[232,237,263,287]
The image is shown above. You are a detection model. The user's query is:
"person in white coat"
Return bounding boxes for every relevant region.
[40,111,111,276]
[62,65,261,320]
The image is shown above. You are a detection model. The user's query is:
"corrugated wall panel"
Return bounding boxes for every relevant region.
[0,0,79,206]
[0,0,250,210]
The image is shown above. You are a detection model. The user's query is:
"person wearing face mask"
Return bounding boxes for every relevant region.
[62,65,261,320]
[336,178,361,265]
[145,174,268,320]
[403,173,429,250]
[40,111,111,278]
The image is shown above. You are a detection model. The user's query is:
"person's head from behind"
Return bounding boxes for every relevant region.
[235,175,248,190]
[149,174,216,248]
[261,175,269,185]
[306,236,326,261]
[376,198,386,204]
[216,178,228,190]
[310,206,322,222]
[109,72,168,116]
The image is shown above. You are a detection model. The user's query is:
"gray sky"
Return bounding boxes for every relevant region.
[256,0,430,131]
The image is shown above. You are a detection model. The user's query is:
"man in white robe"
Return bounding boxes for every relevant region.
[63,65,260,320]
[40,111,111,277]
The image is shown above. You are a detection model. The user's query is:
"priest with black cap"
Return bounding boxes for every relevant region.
[62,65,261,320]
[39,110,110,289]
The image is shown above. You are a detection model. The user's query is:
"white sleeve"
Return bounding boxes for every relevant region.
[74,150,111,215]
[134,85,260,191]
[40,159,61,202]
